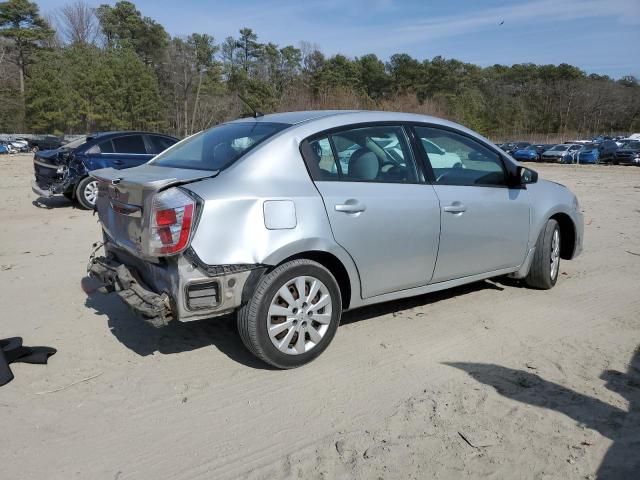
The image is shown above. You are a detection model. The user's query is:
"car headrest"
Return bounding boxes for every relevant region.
[349,148,379,181]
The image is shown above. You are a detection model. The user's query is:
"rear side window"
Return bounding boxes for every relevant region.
[301,137,338,180]
[112,135,147,154]
[99,140,114,153]
[151,122,288,171]
[148,135,176,154]
[302,125,419,183]
[414,126,506,186]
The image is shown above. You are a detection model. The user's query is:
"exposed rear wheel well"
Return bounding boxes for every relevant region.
[550,213,576,260]
[277,251,352,309]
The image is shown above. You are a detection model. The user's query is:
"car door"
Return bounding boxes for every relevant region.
[412,125,530,284]
[301,124,441,299]
[109,134,154,169]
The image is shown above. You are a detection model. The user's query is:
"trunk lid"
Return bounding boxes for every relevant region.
[91,164,216,258]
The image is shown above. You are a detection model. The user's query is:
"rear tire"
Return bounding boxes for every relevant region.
[75,177,98,210]
[525,219,560,290]
[237,259,342,369]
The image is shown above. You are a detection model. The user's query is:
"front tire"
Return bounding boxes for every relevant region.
[525,219,560,289]
[237,259,342,369]
[75,177,98,210]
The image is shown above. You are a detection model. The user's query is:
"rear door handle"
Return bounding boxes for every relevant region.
[335,202,366,214]
[443,203,467,214]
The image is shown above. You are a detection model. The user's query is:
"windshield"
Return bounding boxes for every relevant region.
[551,145,568,151]
[151,122,288,171]
[61,136,87,149]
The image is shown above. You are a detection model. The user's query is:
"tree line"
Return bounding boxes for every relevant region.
[1,0,639,139]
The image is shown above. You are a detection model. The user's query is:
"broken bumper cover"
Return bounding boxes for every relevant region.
[88,256,174,327]
[86,243,260,328]
[31,180,54,198]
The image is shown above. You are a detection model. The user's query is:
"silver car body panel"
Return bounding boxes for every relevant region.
[430,185,530,283]
[314,181,441,298]
[91,110,583,318]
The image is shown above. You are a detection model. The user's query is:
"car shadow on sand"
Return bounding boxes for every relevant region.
[341,280,504,325]
[84,290,274,370]
[32,196,75,210]
[445,346,640,478]
[84,279,504,369]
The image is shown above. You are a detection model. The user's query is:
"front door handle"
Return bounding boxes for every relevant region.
[335,201,366,214]
[443,203,467,214]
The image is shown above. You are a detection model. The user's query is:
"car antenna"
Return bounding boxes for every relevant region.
[237,94,263,118]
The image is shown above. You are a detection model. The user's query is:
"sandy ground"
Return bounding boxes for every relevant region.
[1,153,639,479]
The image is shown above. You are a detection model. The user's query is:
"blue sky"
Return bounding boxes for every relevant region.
[37,0,640,78]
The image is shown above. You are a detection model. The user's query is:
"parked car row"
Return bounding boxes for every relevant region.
[497,135,640,166]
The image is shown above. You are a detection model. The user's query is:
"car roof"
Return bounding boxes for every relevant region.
[90,131,177,139]
[230,110,360,125]
[232,109,484,137]
[229,110,463,129]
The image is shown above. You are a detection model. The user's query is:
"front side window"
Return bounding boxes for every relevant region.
[151,122,288,171]
[112,135,147,154]
[302,125,419,183]
[414,126,506,186]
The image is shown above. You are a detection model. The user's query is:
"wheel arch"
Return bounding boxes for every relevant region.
[550,212,576,260]
[241,249,355,310]
[278,251,353,310]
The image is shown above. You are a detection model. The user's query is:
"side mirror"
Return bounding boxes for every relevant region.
[518,166,538,185]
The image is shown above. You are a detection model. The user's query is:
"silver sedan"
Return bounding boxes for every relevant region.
[87,111,583,368]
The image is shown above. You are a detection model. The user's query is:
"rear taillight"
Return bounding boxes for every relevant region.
[149,188,196,256]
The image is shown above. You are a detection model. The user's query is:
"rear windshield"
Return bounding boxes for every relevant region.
[62,136,87,149]
[151,121,288,171]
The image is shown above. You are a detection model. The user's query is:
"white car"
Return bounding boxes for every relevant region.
[10,140,29,153]
[421,138,462,168]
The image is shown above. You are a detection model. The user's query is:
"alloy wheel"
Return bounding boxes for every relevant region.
[83,180,98,206]
[267,275,332,355]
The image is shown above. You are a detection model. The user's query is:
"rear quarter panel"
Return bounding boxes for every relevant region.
[183,132,362,300]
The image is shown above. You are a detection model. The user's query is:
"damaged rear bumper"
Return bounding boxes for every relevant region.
[88,255,174,327]
[86,242,259,328]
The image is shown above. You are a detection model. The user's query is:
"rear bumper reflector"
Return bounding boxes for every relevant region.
[185,281,220,310]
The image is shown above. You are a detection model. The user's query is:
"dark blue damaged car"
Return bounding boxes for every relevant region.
[31,131,178,209]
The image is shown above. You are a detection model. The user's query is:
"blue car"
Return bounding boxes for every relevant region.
[32,131,178,209]
[0,143,9,154]
[576,144,600,164]
[512,145,539,161]
[512,144,551,162]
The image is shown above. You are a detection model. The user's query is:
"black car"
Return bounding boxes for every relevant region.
[613,140,640,166]
[32,131,179,209]
[596,140,619,163]
[29,135,65,152]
